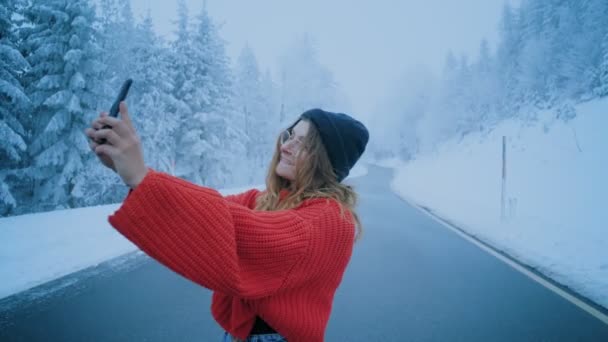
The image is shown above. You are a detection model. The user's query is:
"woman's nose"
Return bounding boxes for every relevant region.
[280,140,299,155]
[280,143,292,155]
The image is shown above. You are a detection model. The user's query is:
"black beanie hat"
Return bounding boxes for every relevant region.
[298,108,369,182]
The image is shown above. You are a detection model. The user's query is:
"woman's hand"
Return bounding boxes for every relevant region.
[84,102,148,189]
[86,112,116,172]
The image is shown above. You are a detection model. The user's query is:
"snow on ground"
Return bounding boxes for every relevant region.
[384,98,608,309]
[0,164,368,300]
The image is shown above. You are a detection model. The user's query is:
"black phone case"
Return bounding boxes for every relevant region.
[98,79,133,144]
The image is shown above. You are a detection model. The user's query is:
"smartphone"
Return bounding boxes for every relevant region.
[97,79,133,144]
[109,79,133,118]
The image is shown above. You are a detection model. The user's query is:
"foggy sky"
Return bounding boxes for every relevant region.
[129,0,519,122]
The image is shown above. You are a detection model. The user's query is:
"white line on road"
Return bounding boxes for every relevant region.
[401,196,608,326]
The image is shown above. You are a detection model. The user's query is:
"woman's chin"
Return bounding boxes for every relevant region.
[276,164,294,181]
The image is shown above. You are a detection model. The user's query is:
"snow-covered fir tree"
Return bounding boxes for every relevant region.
[0,0,30,216]
[516,0,550,106]
[423,53,476,147]
[235,44,263,147]
[171,2,247,188]
[1,0,283,216]
[129,10,180,175]
[598,32,608,97]
[583,0,608,97]
[278,34,337,125]
[71,7,181,207]
[98,0,136,96]
[234,44,278,183]
[495,2,524,116]
[260,68,280,128]
[19,0,104,213]
[470,39,498,128]
[68,0,135,208]
[168,0,197,178]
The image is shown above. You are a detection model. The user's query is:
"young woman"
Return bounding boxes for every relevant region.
[85,104,369,342]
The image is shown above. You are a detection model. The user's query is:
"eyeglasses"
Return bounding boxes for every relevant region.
[280,129,306,151]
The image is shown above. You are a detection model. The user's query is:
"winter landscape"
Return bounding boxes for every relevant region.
[1,0,607,340]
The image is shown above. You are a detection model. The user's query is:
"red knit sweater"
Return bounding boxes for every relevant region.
[107,169,356,341]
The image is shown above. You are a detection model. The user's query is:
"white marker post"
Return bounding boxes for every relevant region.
[501,136,507,222]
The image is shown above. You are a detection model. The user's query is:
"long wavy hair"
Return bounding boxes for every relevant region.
[254,118,363,242]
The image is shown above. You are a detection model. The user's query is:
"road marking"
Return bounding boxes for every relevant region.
[400,196,608,326]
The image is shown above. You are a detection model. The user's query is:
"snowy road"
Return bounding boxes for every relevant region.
[1,165,607,341]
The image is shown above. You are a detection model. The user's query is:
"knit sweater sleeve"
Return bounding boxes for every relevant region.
[108,169,319,299]
[223,189,260,209]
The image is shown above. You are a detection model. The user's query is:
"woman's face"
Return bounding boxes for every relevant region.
[276,120,310,181]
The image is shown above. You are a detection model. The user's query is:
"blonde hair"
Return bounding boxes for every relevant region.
[255,118,363,242]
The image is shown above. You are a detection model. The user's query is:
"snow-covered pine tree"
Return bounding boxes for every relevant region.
[70,1,143,209]
[130,9,180,175]
[71,7,181,207]
[470,39,498,129]
[194,3,247,187]
[515,0,552,107]
[546,2,586,102]
[234,44,275,183]
[495,3,524,116]
[19,0,104,213]
[585,0,608,98]
[414,51,458,151]
[445,55,476,139]
[98,0,136,96]
[0,0,30,216]
[236,44,262,143]
[193,3,233,116]
[598,31,608,97]
[168,0,197,179]
[278,34,338,126]
[260,68,280,128]
[171,2,247,187]
[258,68,281,168]
[575,0,608,99]
[169,0,195,117]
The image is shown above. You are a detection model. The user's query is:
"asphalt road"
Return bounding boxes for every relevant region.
[1,165,607,341]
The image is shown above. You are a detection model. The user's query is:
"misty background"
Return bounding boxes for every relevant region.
[1,0,607,217]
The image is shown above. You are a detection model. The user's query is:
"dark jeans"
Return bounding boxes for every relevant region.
[222,331,286,342]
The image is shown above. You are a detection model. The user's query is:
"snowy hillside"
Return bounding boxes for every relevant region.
[386,98,608,309]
